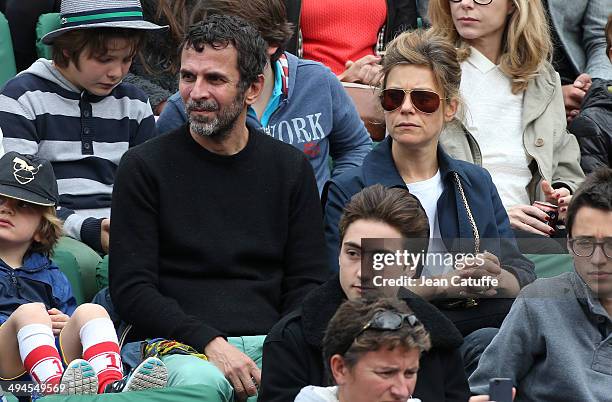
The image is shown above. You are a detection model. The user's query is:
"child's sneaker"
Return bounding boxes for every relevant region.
[103,357,167,393]
[59,359,98,395]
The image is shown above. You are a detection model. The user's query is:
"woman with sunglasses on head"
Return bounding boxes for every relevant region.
[294,297,431,402]
[295,298,514,402]
[324,29,533,316]
[429,0,584,244]
[259,184,469,402]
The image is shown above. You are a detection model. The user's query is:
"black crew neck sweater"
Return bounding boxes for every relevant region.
[109,124,330,351]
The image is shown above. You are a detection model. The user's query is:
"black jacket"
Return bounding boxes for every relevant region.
[259,277,470,402]
[284,0,418,57]
[569,79,612,174]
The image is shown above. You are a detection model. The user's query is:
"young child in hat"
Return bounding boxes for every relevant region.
[0,152,167,396]
[0,0,166,254]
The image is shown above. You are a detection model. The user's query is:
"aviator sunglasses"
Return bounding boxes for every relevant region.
[380,88,443,114]
[358,310,420,335]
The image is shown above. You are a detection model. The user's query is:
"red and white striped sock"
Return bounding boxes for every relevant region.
[80,318,123,393]
[18,324,63,391]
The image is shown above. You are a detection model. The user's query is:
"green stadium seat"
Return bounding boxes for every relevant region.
[526,253,573,278]
[36,12,60,59]
[53,237,103,304]
[0,12,16,86]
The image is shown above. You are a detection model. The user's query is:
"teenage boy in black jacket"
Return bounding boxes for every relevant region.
[259,185,470,402]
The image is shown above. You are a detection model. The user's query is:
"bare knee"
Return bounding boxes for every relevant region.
[10,303,50,327]
[71,303,110,326]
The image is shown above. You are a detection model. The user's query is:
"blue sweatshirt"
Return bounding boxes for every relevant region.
[157,52,372,192]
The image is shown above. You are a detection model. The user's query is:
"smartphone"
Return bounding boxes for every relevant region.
[489,378,512,402]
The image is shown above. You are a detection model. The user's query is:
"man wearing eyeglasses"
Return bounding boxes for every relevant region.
[469,168,612,401]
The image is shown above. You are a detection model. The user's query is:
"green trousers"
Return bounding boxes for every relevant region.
[162,336,266,402]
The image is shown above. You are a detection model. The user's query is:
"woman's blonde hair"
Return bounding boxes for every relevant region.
[381,29,462,112]
[428,0,552,94]
[28,206,63,257]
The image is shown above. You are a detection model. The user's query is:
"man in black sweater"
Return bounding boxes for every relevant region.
[108,15,330,402]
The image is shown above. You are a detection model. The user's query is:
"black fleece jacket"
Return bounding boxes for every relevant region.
[259,277,470,402]
[109,124,330,350]
[569,79,612,174]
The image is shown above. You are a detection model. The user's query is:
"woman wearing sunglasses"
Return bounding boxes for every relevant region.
[429,0,584,242]
[261,185,470,402]
[294,298,431,402]
[324,29,533,322]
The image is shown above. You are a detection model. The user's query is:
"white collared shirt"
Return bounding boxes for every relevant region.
[460,47,532,208]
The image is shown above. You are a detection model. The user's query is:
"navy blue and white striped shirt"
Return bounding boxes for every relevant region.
[0,59,156,249]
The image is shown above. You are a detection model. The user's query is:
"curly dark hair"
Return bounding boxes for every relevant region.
[189,0,293,63]
[181,14,267,93]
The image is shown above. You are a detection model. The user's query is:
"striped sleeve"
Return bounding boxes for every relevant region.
[0,90,40,155]
[131,101,158,146]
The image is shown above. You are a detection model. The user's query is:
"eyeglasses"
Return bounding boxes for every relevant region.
[359,310,420,335]
[569,237,612,258]
[340,310,421,355]
[380,88,442,114]
[449,0,494,5]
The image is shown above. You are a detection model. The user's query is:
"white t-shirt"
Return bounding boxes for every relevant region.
[294,385,339,402]
[460,47,532,208]
[406,170,453,276]
[294,385,422,402]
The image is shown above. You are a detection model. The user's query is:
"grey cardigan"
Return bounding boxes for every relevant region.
[469,271,612,402]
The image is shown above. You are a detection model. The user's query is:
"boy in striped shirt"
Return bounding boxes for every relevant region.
[0,0,165,253]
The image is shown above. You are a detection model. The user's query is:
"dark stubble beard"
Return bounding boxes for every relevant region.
[186,89,246,141]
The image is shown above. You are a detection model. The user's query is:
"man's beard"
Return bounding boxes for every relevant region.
[186,91,245,140]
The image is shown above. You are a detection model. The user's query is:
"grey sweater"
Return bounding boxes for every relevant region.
[469,271,612,402]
